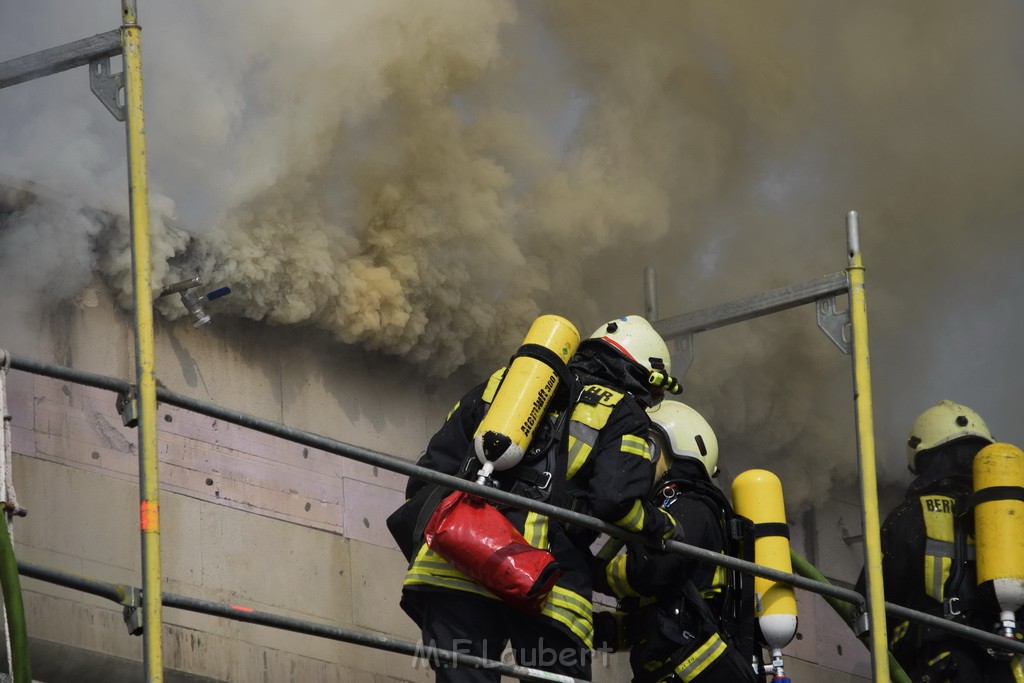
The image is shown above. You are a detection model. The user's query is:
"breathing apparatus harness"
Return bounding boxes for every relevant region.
[890,483,987,670]
[664,477,757,647]
[479,342,584,509]
[617,476,759,682]
[418,341,588,614]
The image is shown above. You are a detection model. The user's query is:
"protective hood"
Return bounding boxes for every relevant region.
[663,458,713,486]
[906,437,990,498]
[655,463,731,513]
[570,341,659,407]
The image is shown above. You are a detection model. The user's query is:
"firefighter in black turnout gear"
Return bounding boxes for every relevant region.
[392,316,685,683]
[594,400,757,683]
[866,399,1021,682]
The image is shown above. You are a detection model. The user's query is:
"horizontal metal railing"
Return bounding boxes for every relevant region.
[8,353,1024,672]
[17,561,585,683]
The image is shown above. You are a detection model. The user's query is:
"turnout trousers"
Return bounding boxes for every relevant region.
[418,590,592,682]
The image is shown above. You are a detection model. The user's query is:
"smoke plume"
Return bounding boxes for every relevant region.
[2,1,1023,507]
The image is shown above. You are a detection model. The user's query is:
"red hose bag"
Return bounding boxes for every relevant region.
[423,490,563,614]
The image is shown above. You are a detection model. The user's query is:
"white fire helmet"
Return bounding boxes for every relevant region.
[906,399,994,473]
[647,400,720,480]
[587,315,672,376]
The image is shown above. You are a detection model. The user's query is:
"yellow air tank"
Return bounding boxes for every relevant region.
[473,315,580,482]
[732,469,798,655]
[974,442,1024,638]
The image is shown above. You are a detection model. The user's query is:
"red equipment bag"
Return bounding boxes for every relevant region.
[424,490,563,614]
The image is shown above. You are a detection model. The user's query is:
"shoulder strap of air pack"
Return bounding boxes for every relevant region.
[723,509,759,671]
[505,344,582,509]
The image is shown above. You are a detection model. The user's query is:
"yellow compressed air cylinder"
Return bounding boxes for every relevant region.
[974,442,1024,628]
[732,469,798,651]
[473,315,580,478]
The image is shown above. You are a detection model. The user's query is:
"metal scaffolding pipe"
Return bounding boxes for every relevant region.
[884,601,1024,657]
[846,211,889,681]
[5,352,860,604]
[0,29,122,89]
[18,561,586,683]
[118,2,164,680]
[18,562,136,606]
[643,266,658,321]
[9,353,1024,662]
[652,271,849,341]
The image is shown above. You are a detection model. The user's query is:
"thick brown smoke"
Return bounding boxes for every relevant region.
[2,1,1022,507]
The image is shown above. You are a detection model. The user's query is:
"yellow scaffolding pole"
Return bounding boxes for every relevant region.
[0,3,165,679]
[846,210,889,682]
[120,2,163,681]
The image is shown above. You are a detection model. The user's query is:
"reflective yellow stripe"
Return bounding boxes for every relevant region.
[524,511,548,549]
[921,496,955,602]
[446,400,461,421]
[406,546,472,579]
[405,526,593,645]
[615,499,647,532]
[572,387,623,428]
[567,422,597,477]
[890,620,909,647]
[606,554,641,598]
[566,437,589,478]
[404,547,499,598]
[621,434,651,459]
[404,572,499,599]
[653,508,679,540]
[927,651,951,667]
[566,384,626,476]
[674,633,727,681]
[569,420,600,444]
[541,585,594,646]
[1011,653,1024,683]
[702,563,727,600]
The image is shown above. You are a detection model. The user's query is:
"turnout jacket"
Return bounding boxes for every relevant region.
[595,467,753,683]
[401,349,680,647]
[870,441,1021,681]
[600,476,727,603]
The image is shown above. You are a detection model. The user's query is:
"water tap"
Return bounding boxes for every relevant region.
[159,277,232,328]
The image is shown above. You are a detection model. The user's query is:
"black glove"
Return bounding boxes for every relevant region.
[593,610,625,652]
[658,511,686,550]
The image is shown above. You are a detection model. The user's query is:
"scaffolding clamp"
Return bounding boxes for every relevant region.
[854,610,870,638]
[116,387,139,428]
[89,57,126,122]
[816,295,852,355]
[122,585,144,636]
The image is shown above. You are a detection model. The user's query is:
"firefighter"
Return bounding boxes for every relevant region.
[868,399,1019,682]
[393,315,685,682]
[593,400,757,683]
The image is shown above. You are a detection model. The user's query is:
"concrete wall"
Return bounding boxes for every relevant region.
[1,278,871,682]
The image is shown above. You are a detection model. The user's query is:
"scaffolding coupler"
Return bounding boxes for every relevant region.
[122,585,144,636]
[116,387,139,428]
